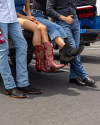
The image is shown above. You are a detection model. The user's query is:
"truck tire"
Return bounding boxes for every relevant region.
[10,54,33,66]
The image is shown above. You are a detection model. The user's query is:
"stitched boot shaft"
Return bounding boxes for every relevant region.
[34,45,55,73]
[34,45,47,73]
[43,42,64,70]
[59,49,76,64]
[62,43,84,57]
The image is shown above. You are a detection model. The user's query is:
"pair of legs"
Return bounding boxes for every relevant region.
[18,17,65,49]
[18,18,64,72]
[56,18,88,80]
[18,18,49,46]
[0,22,29,89]
[56,18,95,86]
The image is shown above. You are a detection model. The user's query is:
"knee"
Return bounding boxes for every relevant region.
[19,39,28,52]
[40,25,47,32]
[33,26,41,35]
[20,44,27,54]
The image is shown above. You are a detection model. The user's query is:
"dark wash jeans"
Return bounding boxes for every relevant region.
[56,18,88,80]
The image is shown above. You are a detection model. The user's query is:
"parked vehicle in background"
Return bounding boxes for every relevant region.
[77,0,100,45]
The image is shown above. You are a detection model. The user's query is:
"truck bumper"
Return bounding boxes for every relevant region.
[80,29,100,45]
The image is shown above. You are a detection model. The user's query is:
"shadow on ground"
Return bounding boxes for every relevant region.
[0,60,99,99]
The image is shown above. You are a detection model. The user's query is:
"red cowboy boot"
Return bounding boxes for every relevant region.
[43,42,64,71]
[34,45,55,73]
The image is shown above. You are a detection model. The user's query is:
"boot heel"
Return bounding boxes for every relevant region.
[60,60,68,65]
[5,91,10,95]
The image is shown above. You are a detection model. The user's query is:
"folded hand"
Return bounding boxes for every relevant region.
[25,16,37,23]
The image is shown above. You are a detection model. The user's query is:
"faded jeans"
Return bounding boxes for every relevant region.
[0,22,29,89]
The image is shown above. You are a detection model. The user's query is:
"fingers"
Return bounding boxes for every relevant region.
[31,18,37,23]
[30,17,35,21]
[29,16,36,21]
[33,19,38,24]
[69,15,73,17]
[25,16,38,23]
[69,16,74,23]
[65,16,74,25]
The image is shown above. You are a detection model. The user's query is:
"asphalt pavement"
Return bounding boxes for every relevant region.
[0,41,100,125]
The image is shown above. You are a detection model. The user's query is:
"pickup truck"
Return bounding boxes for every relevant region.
[77,0,100,45]
[8,0,100,65]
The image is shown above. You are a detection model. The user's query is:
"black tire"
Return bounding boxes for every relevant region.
[10,54,33,66]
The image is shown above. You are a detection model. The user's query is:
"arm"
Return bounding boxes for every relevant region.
[25,0,31,16]
[46,0,60,20]
[46,0,74,25]
[16,11,35,21]
[16,0,37,23]
[16,12,26,18]
[25,0,37,22]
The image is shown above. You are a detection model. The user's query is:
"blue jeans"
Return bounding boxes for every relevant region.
[0,22,29,89]
[31,11,67,40]
[56,18,88,80]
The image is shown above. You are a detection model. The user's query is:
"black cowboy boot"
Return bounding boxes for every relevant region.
[59,49,76,64]
[62,43,84,57]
